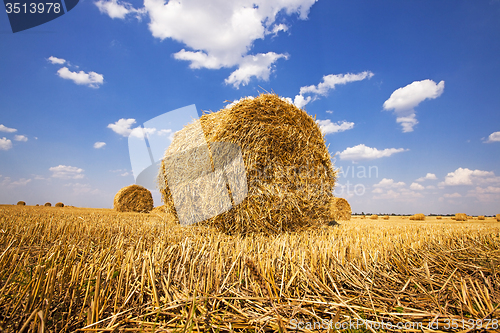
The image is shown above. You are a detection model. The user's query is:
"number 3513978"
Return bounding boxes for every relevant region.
[5,3,61,14]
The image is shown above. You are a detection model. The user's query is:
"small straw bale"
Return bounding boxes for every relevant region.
[114,185,154,213]
[330,197,351,221]
[158,93,336,234]
[55,202,64,207]
[382,215,389,220]
[370,215,378,220]
[16,201,26,206]
[477,215,485,220]
[413,213,425,221]
[455,213,468,221]
[436,216,442,220]
[409,216,415,220]
[44,202,51,207]
[496,214,500,222]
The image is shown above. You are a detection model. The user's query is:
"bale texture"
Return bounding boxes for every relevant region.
[55,202,64,207]
[370,215,378,220]
[330,197,351,221]
[114,185,154,213]
[16,201,26,206]
[44,202,51,207]
[455,213,467,221]
[478,216,485,220]
[496,214,500,222]
[158,93,336,234]
[413,214,425,221]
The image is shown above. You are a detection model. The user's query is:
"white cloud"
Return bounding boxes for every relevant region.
[107,118,136,136]
[99,0,317,87]
[372,188,423,201]
[374,178,406,188]
[443,192,462,198]
[14,135,28,142]
[438,167,500,187]
[337,144,408,161]
[326,110,333,114]
[1,177,32,187]
[224,52,288,88]
[47,56,66,65]
[484,131,500,143]
[94,0,144,19]
[0,124,17,133]
[50,165,85,179]
[57,67,104,88]
[383,79,444,132]
[410,182,425,190]
[294,71,374,108]
[0,137,12,151]
[65,183,100,195]
[94,141,106,149]
[416,173,437,182]
[317,120,354,135]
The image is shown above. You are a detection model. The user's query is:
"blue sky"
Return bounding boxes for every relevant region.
[1,0,499,215]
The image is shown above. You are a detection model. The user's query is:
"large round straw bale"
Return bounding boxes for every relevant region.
[330,197,351,221]
[55,202,64,207]
[413,213,425,221]
[114,185,154,213]
[158,93,336,234]
[477,215,485,220]
[44,202,51,207]
[17,201,26,206]
[369,214,378,220]
[455,213,467,221]
[496,214,500,222]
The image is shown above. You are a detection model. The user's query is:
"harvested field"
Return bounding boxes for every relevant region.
[1,206,498,332]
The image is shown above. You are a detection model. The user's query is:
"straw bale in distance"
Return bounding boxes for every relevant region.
[158,93,336,234]
[44,202,51,207]
[496,214,500,222]
[114,185,154,213]
[455,213,467,221]
[382,215,389,220]
[477,216,485,220]
[413,214,425,221]
[55,202,64,207]
[370,215,378,220]
[16,201,26,206]
[436,216,442,220]
[330,197,351,221]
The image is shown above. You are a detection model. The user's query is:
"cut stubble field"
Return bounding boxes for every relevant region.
[0,205,499,332]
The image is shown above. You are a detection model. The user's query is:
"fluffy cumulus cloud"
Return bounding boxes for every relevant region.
[95,0,145,19]
[0,124,17,133]
[57,67,104,88]
[443,192,462,198]
[0,137,13,151]
[107,118,171,139]
[14,135,28,142]
[416,173,437,182]
[410,182,425,190]
[337,144,408,161]
[95,0,318,87]
[373,178,406,188]
[438,167,500,187]
[1,177,32,187]
[108,118,137,137]
[49,165,85,179]
[294,71,374,108]
[94,141,106,149]
[484,131,500,143]
[47,56,66,65]
[317,119,354,135]
[383,79,444,132]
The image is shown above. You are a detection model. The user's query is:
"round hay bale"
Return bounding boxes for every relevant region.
[477,215,485,220]
[55,202,64,207]
[158,93,336,234]
[44,202,51,207]
[330,197,351,221]
[370,214,378,220]
[114,185,154,213]
[496,214,500,222]
[413,213,425,221]
[17,201,26,206]
[455,213,467,221]
[35,204,39,207]
[382,215,389,220]
[436,216,442,220]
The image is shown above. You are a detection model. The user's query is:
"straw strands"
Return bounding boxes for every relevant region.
[158,93,336,234]
[0,206,498,331]
[114,185,154,213]
[330,197,351,221]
